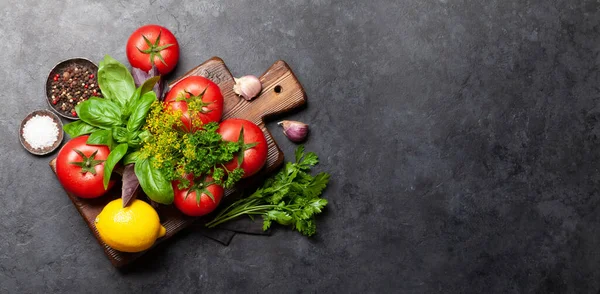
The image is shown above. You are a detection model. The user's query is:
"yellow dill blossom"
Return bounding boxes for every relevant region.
[138,100,245,189]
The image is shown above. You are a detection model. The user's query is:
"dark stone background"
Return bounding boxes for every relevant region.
[1,0,599,292]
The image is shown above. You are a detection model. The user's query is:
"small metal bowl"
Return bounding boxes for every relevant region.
[46,58,99,120]
[19,109,64,156]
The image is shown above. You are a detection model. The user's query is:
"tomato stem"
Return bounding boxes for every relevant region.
[137,29,174,67]
[68,149,105,175]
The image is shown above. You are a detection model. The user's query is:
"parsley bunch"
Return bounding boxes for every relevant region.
[206,146,330,236]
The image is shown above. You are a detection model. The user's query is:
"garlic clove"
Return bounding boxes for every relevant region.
[233,75,262,101]
[278,120,309,142]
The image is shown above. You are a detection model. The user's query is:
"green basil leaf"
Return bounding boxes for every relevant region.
[123,86,142,117]
[124,77,159,118]
[86,129,112,147]
[97,55,136,107]
[140,76,160,96]
[138,130,152,142]
[127,91,156,132]
[127,130,143,148]
[63,120,100,138]
[103,143,128,189]
[76,97,122,128]
[123,75,157,118]
[135,157,174,204]
[112,126,128,144]
[123,151,141,165]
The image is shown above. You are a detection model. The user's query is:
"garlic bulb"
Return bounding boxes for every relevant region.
[278,120,309,142]
[233,75,262,101]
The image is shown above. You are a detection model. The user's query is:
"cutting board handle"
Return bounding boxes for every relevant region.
[224,60,307,125]
[254,60,307,120]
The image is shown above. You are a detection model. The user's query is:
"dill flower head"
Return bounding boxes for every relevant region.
[139,101,245,189]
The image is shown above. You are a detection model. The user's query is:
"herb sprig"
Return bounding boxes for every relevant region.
[206,146,330,237]
[139,102,245,197]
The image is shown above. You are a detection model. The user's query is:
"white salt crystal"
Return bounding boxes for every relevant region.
[23,115,59,149]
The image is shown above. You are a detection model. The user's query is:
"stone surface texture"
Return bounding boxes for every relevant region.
[1,0,600,293]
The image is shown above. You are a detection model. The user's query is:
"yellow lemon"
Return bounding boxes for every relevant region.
[95,199,166,253]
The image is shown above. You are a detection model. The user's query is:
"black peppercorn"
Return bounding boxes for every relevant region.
[50,64,102,118]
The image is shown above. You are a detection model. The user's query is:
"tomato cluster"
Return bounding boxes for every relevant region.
[55,24,268,218]
[166,76,268,216]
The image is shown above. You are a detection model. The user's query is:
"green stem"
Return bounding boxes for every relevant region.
[207,181,299,228]
[213,197,258,219]
[206,205,279,228]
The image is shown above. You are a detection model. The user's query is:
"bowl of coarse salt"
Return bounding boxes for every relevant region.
[19,109,64,155]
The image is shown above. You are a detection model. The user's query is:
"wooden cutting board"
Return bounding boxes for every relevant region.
[49,57,307,267]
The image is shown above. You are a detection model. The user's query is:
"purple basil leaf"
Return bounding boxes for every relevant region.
[132,66,166,100]
[148,66,166,100]
[131,67,151,88]
[156,80,167,101]
[149,65,159,77]
[122,164,141,207]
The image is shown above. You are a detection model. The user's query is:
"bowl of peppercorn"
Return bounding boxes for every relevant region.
[46,58,103,120]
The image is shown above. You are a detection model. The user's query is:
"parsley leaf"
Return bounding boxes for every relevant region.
[305,173,330,198]
[295,145,305,163]
[299,152,319,168]
[206,146,330,237]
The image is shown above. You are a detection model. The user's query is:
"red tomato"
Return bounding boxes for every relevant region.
[173,175,224,217]
[126,24,180,74]
[55,136,115,198]
[164,76,224,132]
[218,118,268,178]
